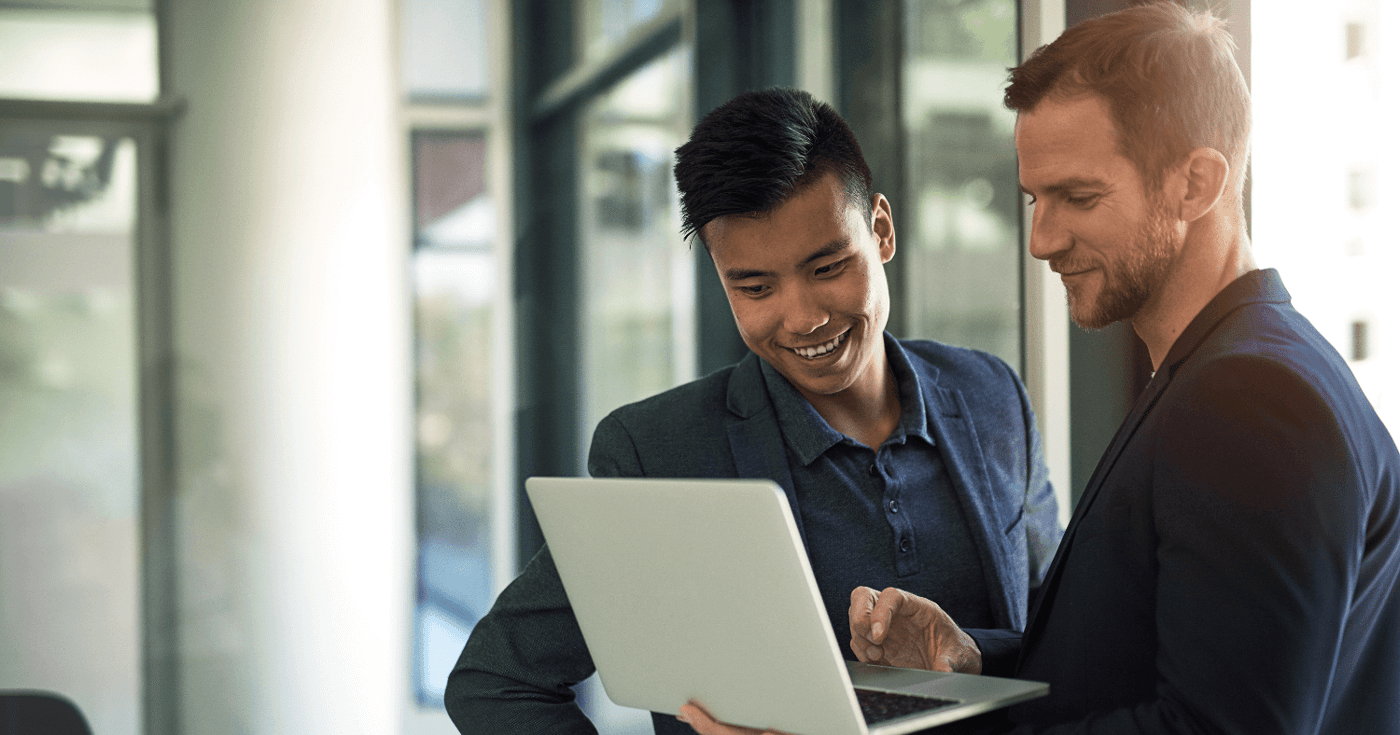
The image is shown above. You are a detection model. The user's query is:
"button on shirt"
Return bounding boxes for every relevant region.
[759,337,995,658]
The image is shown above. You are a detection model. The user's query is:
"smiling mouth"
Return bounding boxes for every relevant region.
[789,331,847,360]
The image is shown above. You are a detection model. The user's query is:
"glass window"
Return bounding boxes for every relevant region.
[401,0,491,101]
[0,124,142,735]
[0,8,158,103]
[900,0,1021,368]
[577,46,694,461]
[1253,0,1398,433]
[410,131,501,704]
[577,0,676,63]
[573,45,692,734]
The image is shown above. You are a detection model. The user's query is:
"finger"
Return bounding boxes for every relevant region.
[678,701,716,734]
[851,626,879,663]
[848,586,878,635]
[853,638,884,664]
[848,587,881,659]
[678,701,751,735]
[869,587,909,642]
[679,700,786,735]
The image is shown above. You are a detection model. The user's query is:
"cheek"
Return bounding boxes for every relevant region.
[725,298,770,339]
[850,265,885,312]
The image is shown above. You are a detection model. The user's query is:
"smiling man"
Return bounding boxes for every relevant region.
[445,88,1061,735]
[850,4,1400,734]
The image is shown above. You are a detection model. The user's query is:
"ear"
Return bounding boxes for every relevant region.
[1175,147,1230,223]
[871,193,897,263]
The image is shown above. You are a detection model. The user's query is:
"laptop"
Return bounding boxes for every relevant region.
[526,476,1048,735]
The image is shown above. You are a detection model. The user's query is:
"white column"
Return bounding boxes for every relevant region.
[1019,0,1072,526]
[165,0,413,732]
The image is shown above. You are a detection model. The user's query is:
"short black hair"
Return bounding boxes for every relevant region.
[1005,1,1251,192]
[673,88,874,244]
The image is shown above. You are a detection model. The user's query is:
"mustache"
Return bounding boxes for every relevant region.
[1048,253,1097,274]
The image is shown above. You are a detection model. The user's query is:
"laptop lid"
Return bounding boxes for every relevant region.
[526,476,1046,735]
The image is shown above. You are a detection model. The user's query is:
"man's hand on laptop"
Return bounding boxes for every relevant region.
[849,586,982,674]
[677,700,794,735]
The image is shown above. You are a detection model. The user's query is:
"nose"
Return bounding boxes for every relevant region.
[781,284,830,336]
[1027,202,1070,262]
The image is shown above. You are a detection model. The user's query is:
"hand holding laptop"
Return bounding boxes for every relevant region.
[849,587,982,675]
[677,699,794,735]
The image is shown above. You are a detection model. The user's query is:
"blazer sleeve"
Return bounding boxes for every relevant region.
[443,413,644,734]
[956,357,1055,679]
[1008,354,1367,734]
[965,628,1025,678]
[1010,359,1061,595]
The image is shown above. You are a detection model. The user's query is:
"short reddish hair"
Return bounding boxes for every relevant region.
[1006,1,1251,191]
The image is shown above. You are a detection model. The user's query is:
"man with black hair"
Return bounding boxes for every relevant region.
[845,4,1400,735]
[446,87,1061,735]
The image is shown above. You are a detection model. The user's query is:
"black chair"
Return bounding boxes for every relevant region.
[0,691,93,735]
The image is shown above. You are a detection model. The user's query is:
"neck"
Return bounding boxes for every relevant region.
[1133,209,1256,370]
[803,352,901,451]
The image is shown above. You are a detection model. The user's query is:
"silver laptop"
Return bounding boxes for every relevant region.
[526,476,1048,735]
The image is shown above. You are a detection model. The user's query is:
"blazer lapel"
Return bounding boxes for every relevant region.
[926,382,1023,630]
[1020,362,1172,649]
[725,354,805,545]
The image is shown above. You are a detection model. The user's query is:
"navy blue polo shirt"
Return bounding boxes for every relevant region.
[759,336,995,658]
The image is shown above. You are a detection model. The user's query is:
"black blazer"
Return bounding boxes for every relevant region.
[987,270,1400,734]
[446,338,1061,734]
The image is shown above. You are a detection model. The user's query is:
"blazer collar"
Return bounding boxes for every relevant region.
[725,351,770,419]
[1156,268,1291,382]
[724,352,806,542]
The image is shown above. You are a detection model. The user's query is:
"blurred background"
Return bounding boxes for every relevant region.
[0,0,1393,733]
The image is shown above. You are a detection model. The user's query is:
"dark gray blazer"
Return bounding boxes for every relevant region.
[446,338,1060,735]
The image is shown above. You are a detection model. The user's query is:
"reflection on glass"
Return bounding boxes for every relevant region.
[1253,0,1398,433]
[579,47,694,460]
[574,47,692,735]
[0,8,158,103]
[401,0,490,101]
[901,0,1021,368]
[0,127,141,735]
[411,132,498,704]
[577,0,675,63]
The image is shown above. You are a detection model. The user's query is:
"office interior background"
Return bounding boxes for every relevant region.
[0,0,1394,733]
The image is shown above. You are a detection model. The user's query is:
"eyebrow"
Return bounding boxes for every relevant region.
[1019,176,1108,196]
[722,239,852,281]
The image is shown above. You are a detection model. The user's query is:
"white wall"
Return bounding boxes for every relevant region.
[165,0,414,732]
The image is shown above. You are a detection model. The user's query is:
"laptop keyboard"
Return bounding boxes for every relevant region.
[855,688,960,725]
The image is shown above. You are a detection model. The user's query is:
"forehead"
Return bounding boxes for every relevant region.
[1014,94,1138,190]
[702,174,863,265]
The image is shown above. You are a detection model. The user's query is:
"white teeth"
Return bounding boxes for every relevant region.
[793,332,845,359]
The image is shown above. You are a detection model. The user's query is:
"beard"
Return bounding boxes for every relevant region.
[1055,200,1181,330]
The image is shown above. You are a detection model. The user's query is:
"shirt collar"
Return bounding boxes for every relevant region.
[758,333,935,466]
